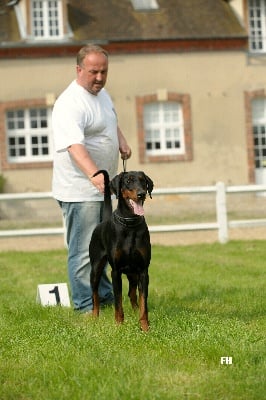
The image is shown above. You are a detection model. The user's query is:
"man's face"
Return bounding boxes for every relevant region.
[76,52,108,95]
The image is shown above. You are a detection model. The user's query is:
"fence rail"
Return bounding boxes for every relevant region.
[0,182,266,243]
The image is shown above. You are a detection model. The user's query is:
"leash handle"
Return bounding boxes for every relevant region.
[123,158,127,172]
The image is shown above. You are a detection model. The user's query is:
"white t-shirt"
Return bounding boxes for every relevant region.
[52,80,119,201]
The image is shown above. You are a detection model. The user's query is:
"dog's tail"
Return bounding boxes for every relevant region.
[92,170,112,221]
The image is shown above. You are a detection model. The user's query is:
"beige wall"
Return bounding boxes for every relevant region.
[3,168,52,193]
[107,52,249,187]
[1,50,266,191]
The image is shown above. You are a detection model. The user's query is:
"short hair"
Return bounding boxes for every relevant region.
[76,44,109,67]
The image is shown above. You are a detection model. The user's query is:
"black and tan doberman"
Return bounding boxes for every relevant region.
[89,170,153,331]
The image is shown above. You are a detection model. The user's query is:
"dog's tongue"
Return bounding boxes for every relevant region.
[129,199,144,216]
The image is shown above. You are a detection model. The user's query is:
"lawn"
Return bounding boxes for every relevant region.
[0,241,265,400]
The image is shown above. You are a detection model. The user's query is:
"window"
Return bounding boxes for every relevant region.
[136,92,193,163]
[6,107,53,163]
[144,102,184,155]
[31,0,63,39]
[248,0,266,52]
[131,0,159,11]
[252,98,266,168]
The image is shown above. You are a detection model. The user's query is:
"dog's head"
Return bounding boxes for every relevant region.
[110,171,153,216]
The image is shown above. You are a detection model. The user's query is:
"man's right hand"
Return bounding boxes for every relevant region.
[90,172,105,193]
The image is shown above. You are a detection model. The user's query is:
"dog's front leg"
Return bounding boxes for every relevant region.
[138,271,149,332]
[111,269,124,324]
[92,291,100,317]
[90,258,107,317]
[127,273,138,310]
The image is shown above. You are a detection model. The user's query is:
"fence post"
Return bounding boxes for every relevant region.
[216,182,228,243]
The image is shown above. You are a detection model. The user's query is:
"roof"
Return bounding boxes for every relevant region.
[0,0,247,52]
[68,0,246,42]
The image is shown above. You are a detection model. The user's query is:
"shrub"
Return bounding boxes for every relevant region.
[0,174,6,193]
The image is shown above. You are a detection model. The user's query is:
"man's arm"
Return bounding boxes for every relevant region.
[67,127,131,192]
[117,127,132,160]
[67,144,105,193]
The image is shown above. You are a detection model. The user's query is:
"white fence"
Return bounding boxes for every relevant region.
[0,182,266,243]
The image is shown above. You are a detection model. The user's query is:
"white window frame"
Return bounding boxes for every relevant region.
[248,0,266,53]
[131,0,159,11]
[252,98,266,168]
[31,0,63,40]
[6,107,53,163]
[144,102,185,156]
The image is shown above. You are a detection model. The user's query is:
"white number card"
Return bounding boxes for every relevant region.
[36,283,70,307]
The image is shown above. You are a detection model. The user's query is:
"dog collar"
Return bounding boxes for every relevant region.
[112,210,145,228]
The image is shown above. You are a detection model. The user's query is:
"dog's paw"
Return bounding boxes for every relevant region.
[140,320,150,332]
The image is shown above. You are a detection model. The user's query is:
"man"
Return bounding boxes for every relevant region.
[52,44,131,313]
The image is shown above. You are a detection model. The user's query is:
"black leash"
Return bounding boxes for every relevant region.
[123,158,127,172]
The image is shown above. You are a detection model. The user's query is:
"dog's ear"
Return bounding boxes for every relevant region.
[110,173,123,198]
[145,174,154,199]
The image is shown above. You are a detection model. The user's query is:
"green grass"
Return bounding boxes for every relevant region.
[0,241,265,400]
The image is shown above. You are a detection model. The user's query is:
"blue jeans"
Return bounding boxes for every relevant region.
[58,201,114,312]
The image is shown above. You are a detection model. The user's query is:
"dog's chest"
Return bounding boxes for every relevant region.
[111,231,151,272]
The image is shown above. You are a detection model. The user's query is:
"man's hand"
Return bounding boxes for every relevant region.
[118,127,132,160]
[90,173,105,193]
